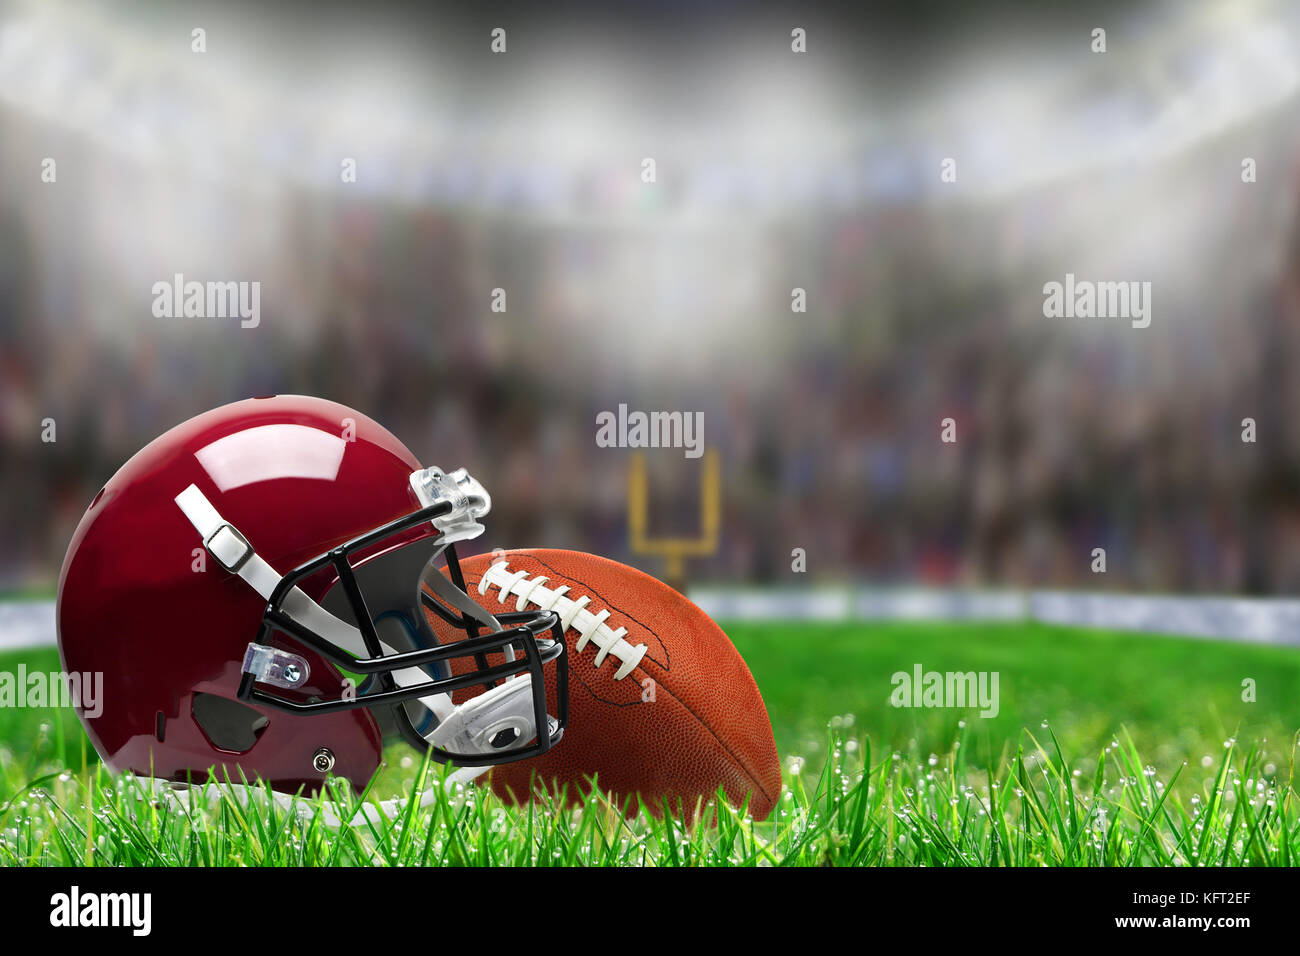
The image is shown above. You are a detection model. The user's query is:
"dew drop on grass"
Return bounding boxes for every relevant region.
[1041,720,1049,729]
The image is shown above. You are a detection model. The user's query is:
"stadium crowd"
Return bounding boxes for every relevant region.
[3,104,1300,595]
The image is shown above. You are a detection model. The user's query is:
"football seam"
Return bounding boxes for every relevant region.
[464,554,774,804]
[636,670,776,806]
[460,567,655,712]
[461,570,655,705]
[481,553,673,669]
[463,566,670,676]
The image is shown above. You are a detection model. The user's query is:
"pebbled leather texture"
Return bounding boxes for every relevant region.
[425,548,782,820]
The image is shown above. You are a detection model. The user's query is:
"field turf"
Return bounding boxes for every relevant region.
[1,620,1298,866]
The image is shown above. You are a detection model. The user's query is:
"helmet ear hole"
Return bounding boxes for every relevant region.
[191,693,269,754]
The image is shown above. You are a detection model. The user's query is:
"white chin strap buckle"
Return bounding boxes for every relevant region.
[410,466,491,544]
[428,677,553,757]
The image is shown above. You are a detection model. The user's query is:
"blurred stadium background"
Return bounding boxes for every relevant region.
[2,0,1300,610]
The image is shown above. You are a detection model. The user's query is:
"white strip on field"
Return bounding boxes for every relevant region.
[0,601,58,651]
[689,588,1300,647]
[1028,591,1300,647]
[3,590,1299,650]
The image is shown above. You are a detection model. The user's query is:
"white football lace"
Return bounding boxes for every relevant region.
[478,560,648,679]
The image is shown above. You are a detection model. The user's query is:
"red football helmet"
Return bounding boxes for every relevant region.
[57,395,568,793]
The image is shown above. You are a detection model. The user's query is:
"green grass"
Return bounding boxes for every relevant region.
[736,619,1300,776]
[1,620,1299,866]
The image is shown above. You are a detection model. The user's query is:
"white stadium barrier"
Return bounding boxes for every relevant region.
[1,589,1298,650]
[689,588,1300,647]
[1028,591,1300,647]
[0,601,57,651]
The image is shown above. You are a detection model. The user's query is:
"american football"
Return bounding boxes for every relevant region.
[426,549,782,820]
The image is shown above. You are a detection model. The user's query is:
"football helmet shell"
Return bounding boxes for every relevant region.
[57,395,567,793]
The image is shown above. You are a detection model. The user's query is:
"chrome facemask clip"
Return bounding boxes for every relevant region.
[409,466,491,544]
[242,643,311,689]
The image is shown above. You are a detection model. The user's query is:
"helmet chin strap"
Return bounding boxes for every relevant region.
[173,483,544,772]
[151,764,488,830]
[418,552,511,650]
